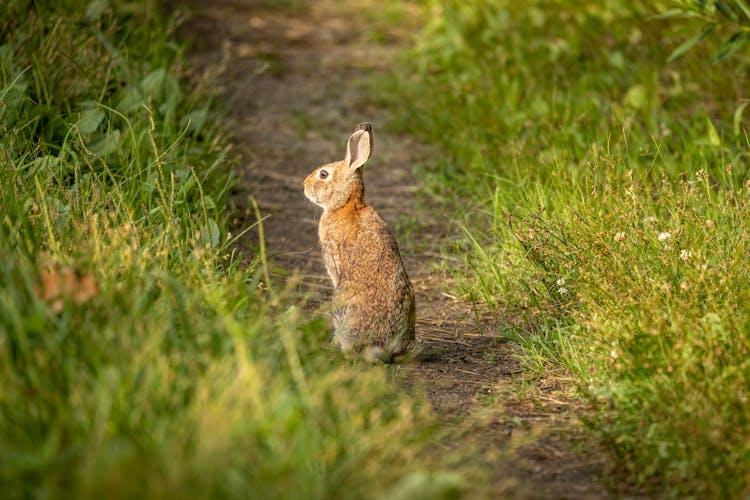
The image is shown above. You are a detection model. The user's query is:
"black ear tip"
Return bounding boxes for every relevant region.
[356,122,372,133]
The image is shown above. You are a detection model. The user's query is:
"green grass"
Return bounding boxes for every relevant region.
[0,1,460,497]
[388,0,750,496]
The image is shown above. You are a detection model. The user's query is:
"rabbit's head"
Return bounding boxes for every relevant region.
[304,123,373,212]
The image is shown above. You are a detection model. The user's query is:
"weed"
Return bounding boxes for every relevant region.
[0,1,459,497]
[390,0,750,495]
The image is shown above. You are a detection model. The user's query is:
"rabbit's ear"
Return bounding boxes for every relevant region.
[344,123,373,171]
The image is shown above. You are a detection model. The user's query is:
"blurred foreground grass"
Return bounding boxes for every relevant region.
[389,0,750,496]
[0,1,459,497]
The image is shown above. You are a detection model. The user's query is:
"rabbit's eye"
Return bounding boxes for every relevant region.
[319,170,329,180]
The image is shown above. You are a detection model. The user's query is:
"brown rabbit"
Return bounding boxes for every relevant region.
[303,123,415,362]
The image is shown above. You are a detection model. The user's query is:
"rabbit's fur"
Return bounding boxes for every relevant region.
[304,123,415,362]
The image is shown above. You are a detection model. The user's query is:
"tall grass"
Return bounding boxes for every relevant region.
[0,1,459,497]
[392,0,750,495]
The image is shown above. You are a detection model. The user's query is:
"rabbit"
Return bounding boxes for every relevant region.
[303,122,416,362]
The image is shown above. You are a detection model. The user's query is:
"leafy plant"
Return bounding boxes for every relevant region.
[0,1,459,498]
[662,0,750,61]
[388,0,750,495]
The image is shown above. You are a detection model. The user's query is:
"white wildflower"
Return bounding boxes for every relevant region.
[556,278,566,286]
[680,249,692,261]
[557,287,569,295]
[657,231,671,242]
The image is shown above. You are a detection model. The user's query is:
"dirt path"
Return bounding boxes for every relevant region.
[181,2,635,498]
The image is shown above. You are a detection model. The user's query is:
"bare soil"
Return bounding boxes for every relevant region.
[181,2,643,498]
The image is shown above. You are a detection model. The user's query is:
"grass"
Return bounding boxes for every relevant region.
[387,0,750,496]
[0,1,461,497]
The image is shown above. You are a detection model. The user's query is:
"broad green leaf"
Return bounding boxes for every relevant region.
[180,107,208,134]
[706,116,721,146]
[89,129,121,156]
[142,68,182,101]
[205,218,220,248]
[141,69,167,96]
[203,195,216,210]
[117,86,144,113]
[734,101,749,135]
[85,0,108,21]
[0,73,29,127]
[29,155,61,176]
[624,84,648,110]
[608,50,625,69]
[77,108,104,135]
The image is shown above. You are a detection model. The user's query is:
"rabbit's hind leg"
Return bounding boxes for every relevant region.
[363,345,391,363]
